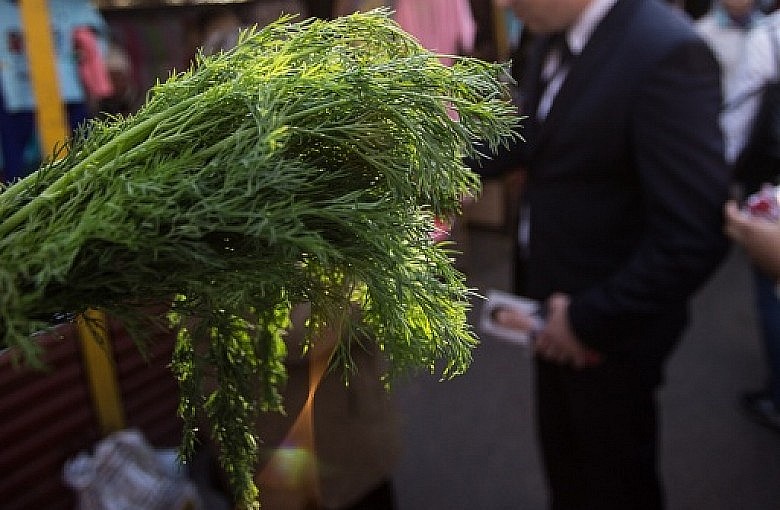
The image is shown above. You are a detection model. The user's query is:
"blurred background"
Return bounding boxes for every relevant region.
[1,1,779,509]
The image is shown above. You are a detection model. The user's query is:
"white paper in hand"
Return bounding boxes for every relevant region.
[479,289,544,347]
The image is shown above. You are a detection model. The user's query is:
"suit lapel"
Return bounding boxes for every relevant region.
[520,36,551,149]
[532,0,639,154]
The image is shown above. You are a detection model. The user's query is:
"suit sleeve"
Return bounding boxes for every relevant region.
[567,37,731,351]
[465,135,528,178]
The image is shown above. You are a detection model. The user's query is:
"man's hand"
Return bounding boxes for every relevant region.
[491,305,539,332]
[534,293,602,368]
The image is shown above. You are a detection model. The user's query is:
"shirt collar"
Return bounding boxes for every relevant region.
[565,0,620,55]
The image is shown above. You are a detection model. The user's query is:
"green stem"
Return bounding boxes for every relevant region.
[0,94,203,239]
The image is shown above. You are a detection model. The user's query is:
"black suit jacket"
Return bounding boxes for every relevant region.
[508,0,730,360]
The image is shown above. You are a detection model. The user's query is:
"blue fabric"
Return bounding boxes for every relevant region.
[0,86,88,183]
[0,0,106,112]
[0,0,99,182]
[753,268,780,408]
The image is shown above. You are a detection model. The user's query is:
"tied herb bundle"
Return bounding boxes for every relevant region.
[0,9,519,507]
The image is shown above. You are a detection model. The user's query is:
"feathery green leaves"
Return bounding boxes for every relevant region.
[0,9,519,507]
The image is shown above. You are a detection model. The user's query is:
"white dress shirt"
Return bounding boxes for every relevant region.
[536,0,619,120]
[695,6,763,94]
[721,12,780,164]
[522,0,619,256]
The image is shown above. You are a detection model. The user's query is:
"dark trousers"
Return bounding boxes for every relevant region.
[250,478,396,510]
[535,357,664,510]
[753,268,780,407]
[320,479,395,510]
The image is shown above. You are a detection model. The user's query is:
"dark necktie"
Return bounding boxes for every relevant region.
[541,32,573,90]
[535,33,573,121]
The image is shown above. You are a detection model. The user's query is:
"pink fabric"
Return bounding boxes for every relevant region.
[395,0,476,241]
[73,26,113,100]
[394,0,476,66]
[431,216,452,243]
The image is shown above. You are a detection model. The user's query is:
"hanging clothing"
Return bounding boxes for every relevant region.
[394,0,476,242]
[0,0,107,112]
[695,4,763,96]
[74,26,114,101]
[394,0,476,65]
[0,0,108,182]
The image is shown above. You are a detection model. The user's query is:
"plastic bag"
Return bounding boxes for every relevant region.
[63,429,202,510]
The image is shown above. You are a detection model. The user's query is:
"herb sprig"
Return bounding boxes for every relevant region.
[0,9,519,507]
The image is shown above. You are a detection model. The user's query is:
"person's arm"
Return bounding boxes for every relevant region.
[465,135,527,178]
[725,199,780,280]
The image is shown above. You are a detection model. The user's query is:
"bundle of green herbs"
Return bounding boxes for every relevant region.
[0,9,518,507]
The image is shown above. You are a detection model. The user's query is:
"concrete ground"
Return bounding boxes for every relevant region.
[392,227,780,510]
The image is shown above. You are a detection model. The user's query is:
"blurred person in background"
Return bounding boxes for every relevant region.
[394,0,476,66]
[696,0,764,93]
[721,10,780,433]
[0,0,111,183]
[97,37,138,117]
[477,0,729,508]
[669,0,718,18]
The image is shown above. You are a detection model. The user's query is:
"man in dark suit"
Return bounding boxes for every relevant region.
[485,0,731,508]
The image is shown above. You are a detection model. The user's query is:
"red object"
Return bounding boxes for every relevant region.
[745,184,780,221]
[73,26,114,100]
[431,217,451,243]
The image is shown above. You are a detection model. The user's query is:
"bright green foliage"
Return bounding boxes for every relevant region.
[0,9,519,507]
